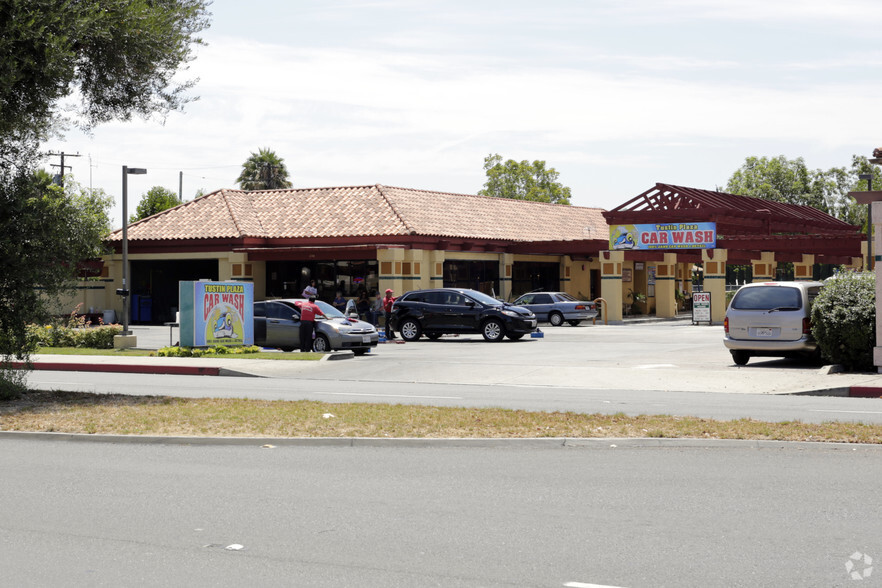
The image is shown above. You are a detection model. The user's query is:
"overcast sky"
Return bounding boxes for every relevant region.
[42,0,882,228]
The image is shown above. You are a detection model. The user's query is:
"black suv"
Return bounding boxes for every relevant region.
[390,288,537,342]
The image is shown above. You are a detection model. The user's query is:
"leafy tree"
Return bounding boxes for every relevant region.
[725,154,880,230]
[0,0,210,396]
[725,155,830,212]
[0,0,210,146]
[236,148,293,190]
[0,166,112,397]
[478,154,572,205]
[131,186,180,223]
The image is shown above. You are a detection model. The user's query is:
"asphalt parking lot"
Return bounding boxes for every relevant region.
[121,319,882,395]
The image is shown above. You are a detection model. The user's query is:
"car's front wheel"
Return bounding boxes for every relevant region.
[482,319,505,342]
[549,312,564,326]
[313,333,331,352]
[400,319,422,341]
[731,350,750,366]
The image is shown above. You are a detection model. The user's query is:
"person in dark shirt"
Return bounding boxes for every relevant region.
[332,291,347,312]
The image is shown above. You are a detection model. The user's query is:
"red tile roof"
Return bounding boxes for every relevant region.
[108,185,608,243]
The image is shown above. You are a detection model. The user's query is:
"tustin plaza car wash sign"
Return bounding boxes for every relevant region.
[610,222,717,251]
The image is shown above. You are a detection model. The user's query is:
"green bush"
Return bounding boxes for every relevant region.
[27,321,122,349]
[0,364,28,400]
[156,345,262,357]
[811,271,875,371]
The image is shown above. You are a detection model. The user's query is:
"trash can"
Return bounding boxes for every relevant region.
[102,309,116,324]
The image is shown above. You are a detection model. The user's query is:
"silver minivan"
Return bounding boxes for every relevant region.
[723,281,823,366]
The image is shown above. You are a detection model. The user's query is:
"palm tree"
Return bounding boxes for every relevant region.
[236,148,293,190]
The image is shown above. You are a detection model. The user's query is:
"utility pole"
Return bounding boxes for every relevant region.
[860,173,874,271]
[47,151,81,187]
[179,171,183,202]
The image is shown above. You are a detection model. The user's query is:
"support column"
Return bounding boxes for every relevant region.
[873,202,882,373]
[600,250,624,324]
[430,250,446,289]
[654,253,678,318]
[499,253,513,301]
[702,249,728,324]
[561,255,572,296]
[751,251,776,282]
[793,254,815,281]
[377,247,406,296]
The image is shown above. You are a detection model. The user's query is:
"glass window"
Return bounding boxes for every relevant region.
[533,294,553,304]
[423,292,444,304]
[443,260,499,295]
[267,301,296,320]
[266,259,379,300]
[731,287,802,310]
[444,293,466,306]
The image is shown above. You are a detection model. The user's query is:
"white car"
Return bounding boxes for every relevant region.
[723,281,823,365]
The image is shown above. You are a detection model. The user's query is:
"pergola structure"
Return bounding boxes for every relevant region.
[600,183,864,322]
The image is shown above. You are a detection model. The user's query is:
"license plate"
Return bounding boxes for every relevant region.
[755,328,774,337]
[362,335,371,343]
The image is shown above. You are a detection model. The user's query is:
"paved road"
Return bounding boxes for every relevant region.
[2,437,880,587]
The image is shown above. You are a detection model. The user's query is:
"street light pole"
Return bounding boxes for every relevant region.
[121,165,147,336]
[860,173,874,271]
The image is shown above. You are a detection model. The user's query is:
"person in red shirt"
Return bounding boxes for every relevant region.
[382,288,397,340]
[295,297,326,352]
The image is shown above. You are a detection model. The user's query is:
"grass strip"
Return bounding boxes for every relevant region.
[1,390,880,443]
[34,347,322,360]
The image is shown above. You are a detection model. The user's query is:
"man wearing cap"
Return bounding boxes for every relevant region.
[382,288,397,340]
[295,296,326,352]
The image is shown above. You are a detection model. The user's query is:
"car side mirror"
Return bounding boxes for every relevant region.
[465,300,476,307]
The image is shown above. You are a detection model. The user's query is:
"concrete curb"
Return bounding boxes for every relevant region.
[12,361,222,377]
[1,431,881,450]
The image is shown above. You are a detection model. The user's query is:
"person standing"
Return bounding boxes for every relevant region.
[368,291,383,325]
[382,288,397,340]
[295,297,326,352]
[301,279,317,299]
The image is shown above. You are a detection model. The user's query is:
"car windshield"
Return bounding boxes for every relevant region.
[461,289,503,306]
[314,300,345,318]
[731,286,802,311]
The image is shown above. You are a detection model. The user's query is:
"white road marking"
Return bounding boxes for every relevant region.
[809,410,882,415]
[316,392,462,400]
[564,582,628,588]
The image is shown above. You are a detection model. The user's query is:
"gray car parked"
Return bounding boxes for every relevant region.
[511,291,598,326]
[254,299,379,354]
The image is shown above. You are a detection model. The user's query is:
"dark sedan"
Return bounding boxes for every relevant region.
[390,288,536,342]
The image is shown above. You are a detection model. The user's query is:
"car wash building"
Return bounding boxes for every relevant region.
[71,182,866,326]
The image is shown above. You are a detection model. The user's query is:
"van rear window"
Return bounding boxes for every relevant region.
[731,286,802,310]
